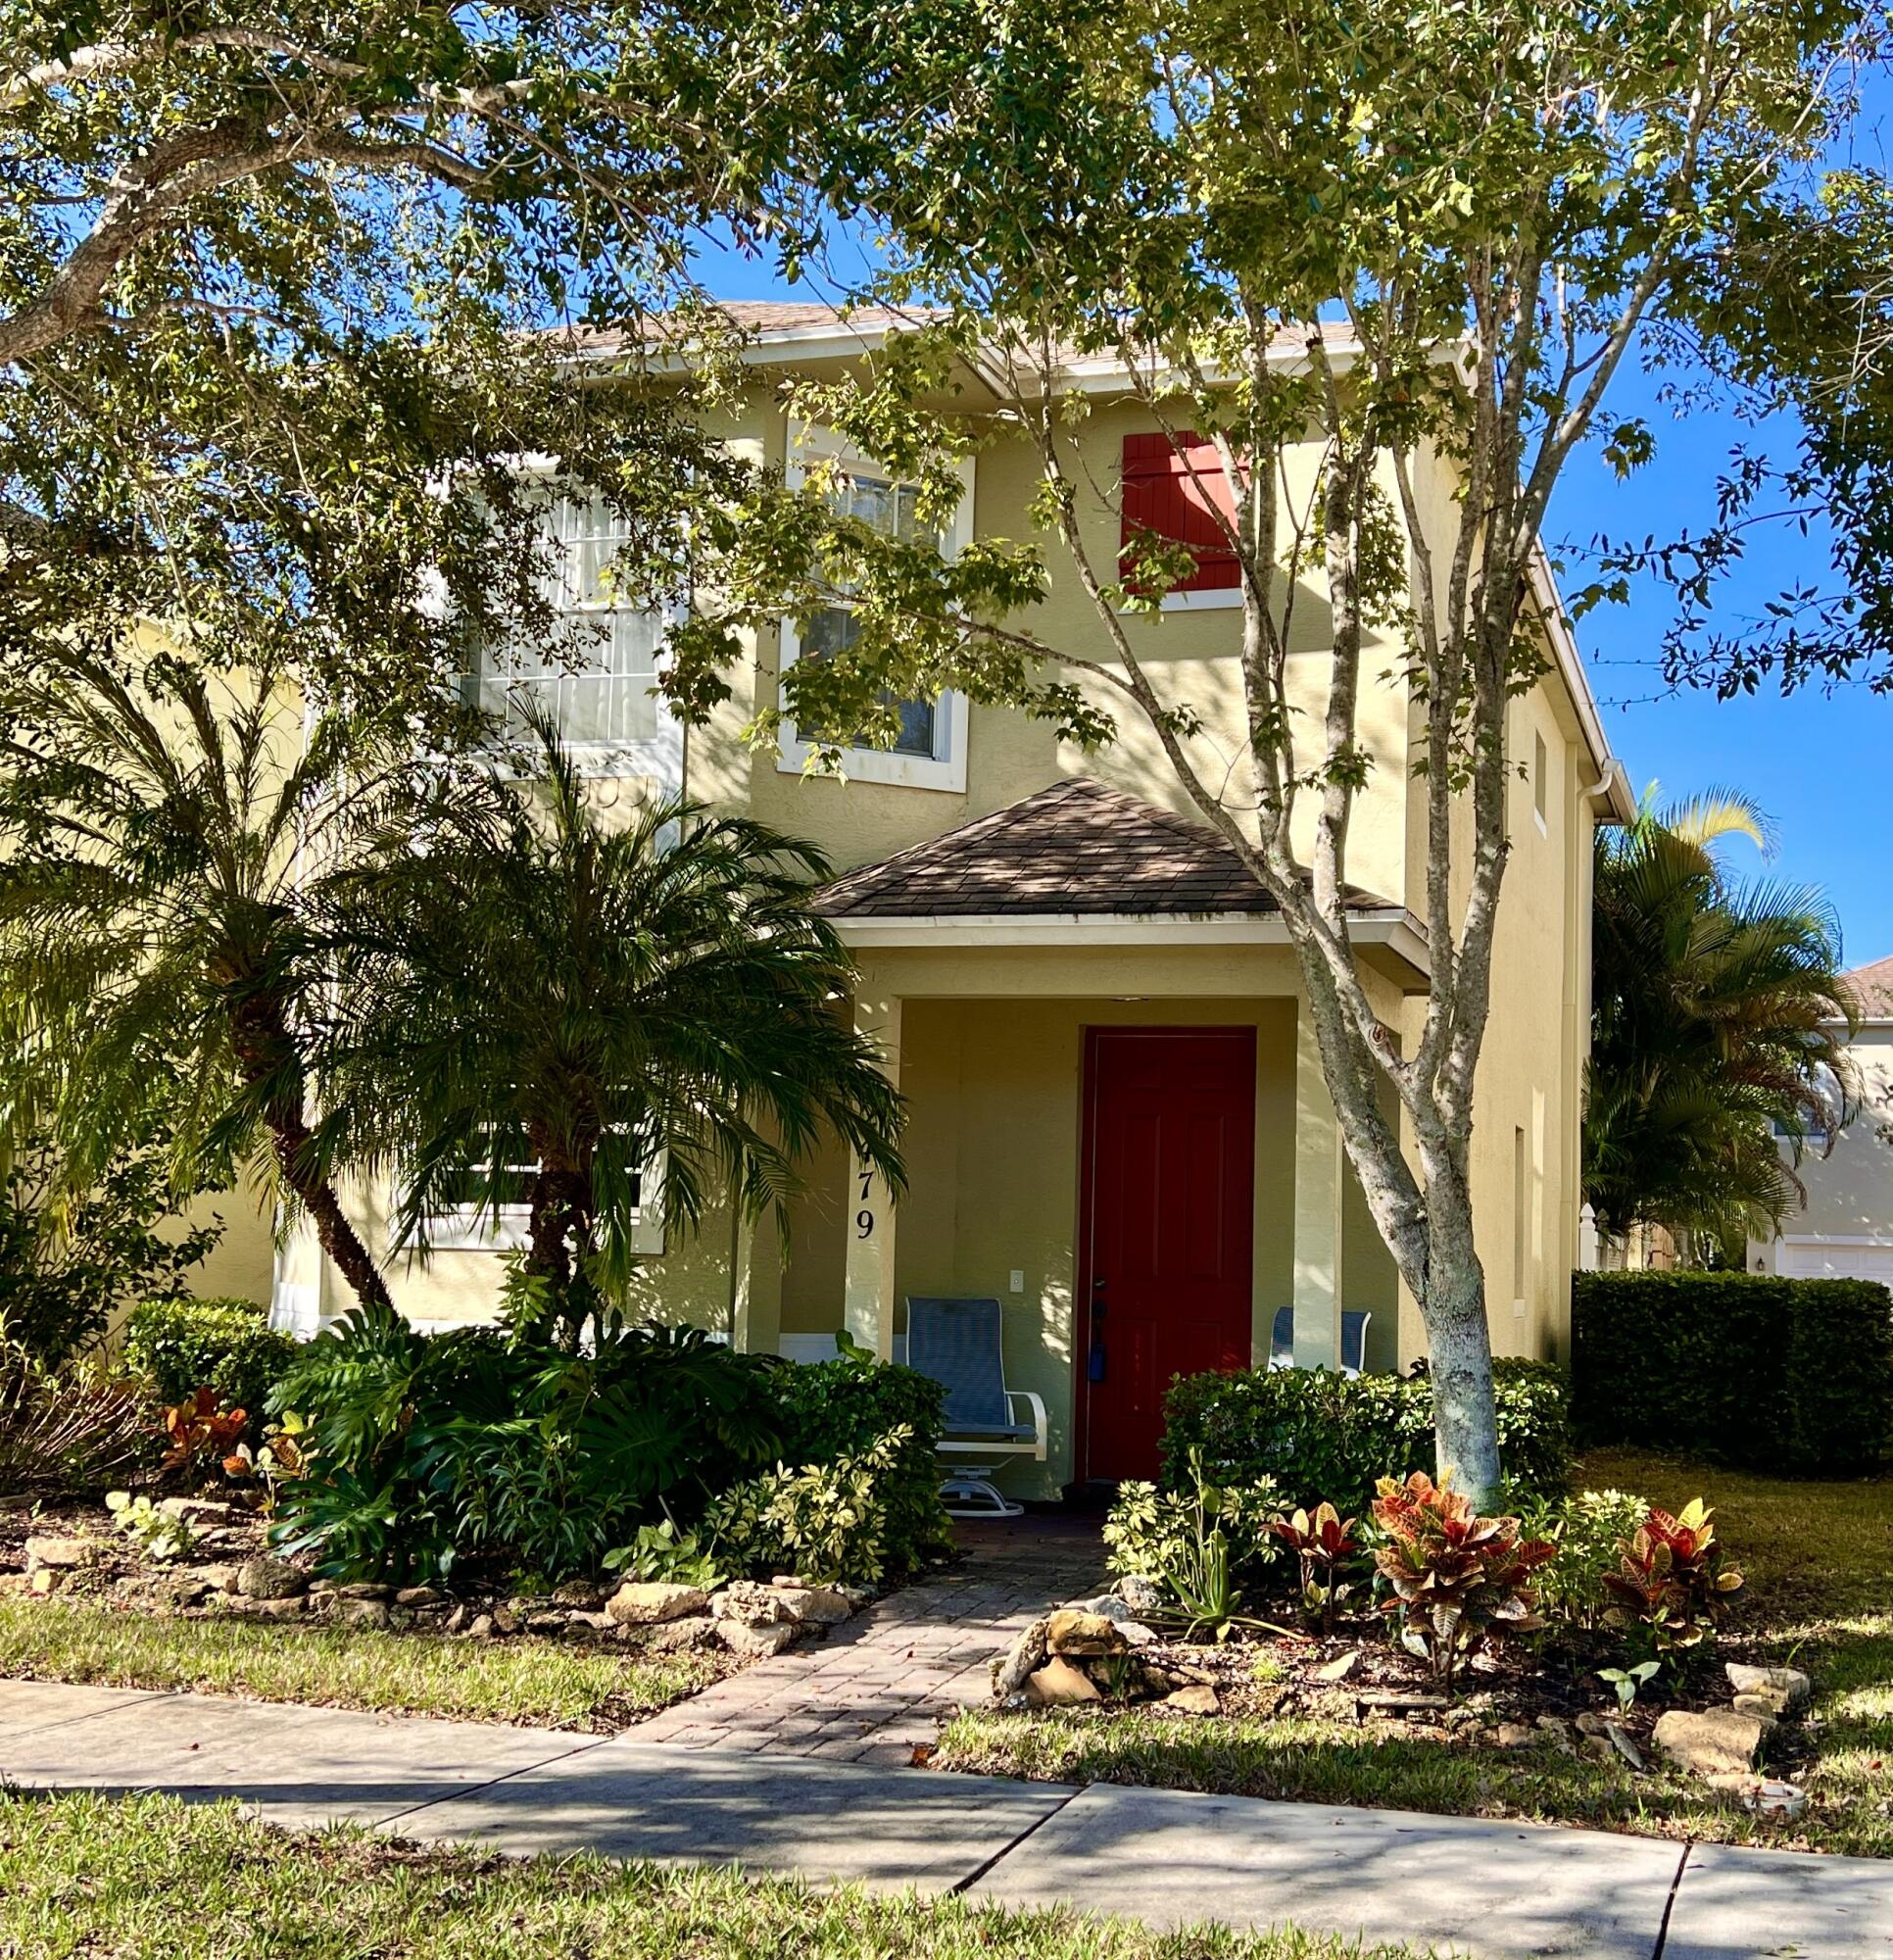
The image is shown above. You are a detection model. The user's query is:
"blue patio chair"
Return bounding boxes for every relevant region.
[904,1297,1048,1519]
[1268,1305,1373,1376]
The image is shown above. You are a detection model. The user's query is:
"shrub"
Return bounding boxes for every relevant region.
[705,1428,923,1588]
[1370,1471,1557,1697]
[122,1297,298,1441]
[105,1490,195,1562]
[158,1388,249,1477]
[1509,1486,1652,1630]
[763,1344,952,1577]
[1600,1498,1744,1660]
[1571,1270,1893,1475]
[1160,1358,1571,1516]
[1103,1461,1284,1635]
[269,1308,949,1586]
[0,1348,149,1493]
[271,1305,787,1583]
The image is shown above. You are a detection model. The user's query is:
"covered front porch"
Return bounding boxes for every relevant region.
[730,779,1430,1500]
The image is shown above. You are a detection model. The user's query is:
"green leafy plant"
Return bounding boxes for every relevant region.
[1271,1501,1361,1635]
[603,1520,723,1590]
[105,1490,194,1563]
[1600,1498,1745,1659]
[705,1428,915,1588]
[1370,1471,1558,1698]
[220,1414,314,1517]
[122,1298,298,1446]
[1161,1360,1572,1518]
[1508,1487,1652,1630]
[1599,1660,1662,1711]
[1104,1456,1286,1642]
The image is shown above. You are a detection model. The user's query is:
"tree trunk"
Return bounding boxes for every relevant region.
[226,988,392,1315]
[1418,1182,1502,1507]
[268,1107,393,1315]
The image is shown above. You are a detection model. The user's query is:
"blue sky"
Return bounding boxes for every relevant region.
[690,221,1893,972]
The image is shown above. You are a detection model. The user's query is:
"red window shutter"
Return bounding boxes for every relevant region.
[1120,431,1240,593]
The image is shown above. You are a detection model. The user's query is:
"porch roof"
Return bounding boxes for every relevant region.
[816,776,1379,921]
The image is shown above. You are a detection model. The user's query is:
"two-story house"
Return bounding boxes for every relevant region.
[248,300,1633,1497]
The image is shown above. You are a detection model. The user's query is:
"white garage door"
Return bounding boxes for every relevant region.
[1776,1240,1893,1284]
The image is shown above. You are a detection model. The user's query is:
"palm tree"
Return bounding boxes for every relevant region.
[0,653,396,1310]
[315,710,904,1347]
[1585,785,1859,1254]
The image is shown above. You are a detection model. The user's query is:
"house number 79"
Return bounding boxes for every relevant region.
[856,1169,875,1240]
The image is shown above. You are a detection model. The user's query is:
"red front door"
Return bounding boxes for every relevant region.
[1078,1028,1257,1482]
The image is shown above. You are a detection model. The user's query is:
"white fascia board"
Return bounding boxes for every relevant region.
[1526,545,1635,824]
[832,906,1430,967]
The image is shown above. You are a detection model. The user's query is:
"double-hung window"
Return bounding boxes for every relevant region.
[400,1138,666,1257]
[777,432,973,793]
[462,492,683,785]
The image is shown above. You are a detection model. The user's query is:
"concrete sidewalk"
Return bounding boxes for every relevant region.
[4,1679,1890,1960]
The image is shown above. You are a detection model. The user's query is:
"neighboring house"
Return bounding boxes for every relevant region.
[266,300,1633,1498]
[1749,954,1893,1285]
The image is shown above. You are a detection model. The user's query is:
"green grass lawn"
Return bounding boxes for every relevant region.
[0,1789,1418,1960]
[938,1447,1893,1857]
[0,1598,719,1730]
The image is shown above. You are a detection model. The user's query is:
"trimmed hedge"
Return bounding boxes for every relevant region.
[121,1296,299,1437]
[1571,1270,1893,1475]
[1159,1358,1572,1516]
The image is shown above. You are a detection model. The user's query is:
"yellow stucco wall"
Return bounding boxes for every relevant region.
[292,366,1610,1461]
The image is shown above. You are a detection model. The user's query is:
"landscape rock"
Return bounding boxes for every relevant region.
[465,1613,496,1640]
[235,1556,305,1601]
[992,1619,1049,1697]
[565,1609,616,1633]
[770,1585,853,1627]
[525,1610,567,1635]
[1314,1650,1362,1684]
[395,1586,443,1608]
[1163,1684,1220,1716]
[157,1497,236,1524]
[710,1582,793,1627]
[27,1568,62,1594]
[1117,1620,1157,1647]
[607,1581,710,1627]
[1724,1663,1813,1716]
[550,1579,605,1609]
[149,1574,213,1608]
[441,1603,468,1634]
[1025,1657,1101,1706]
[714,1617,797,1659]
[195,1564,240,1594]
[1575,1711,1611,1738]
[256,1595,306,1620]
[641,1614,717,1653]
[1654,1707,1772,1777]
[1044,1609,1126,1658]
[1061,1593,1134,1624]
[1116,1573,1166,1618]
[1494,1723,1536,1748]
[489,1604,521,1636]
[24,1537,98,1573]
[333,1596,390,1630]
[336,1582,390,1601]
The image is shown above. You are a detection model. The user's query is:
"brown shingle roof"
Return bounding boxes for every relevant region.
[815,777,1286,919]
[1847,953,1893,1018]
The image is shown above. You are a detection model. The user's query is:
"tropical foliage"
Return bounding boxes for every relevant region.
[1600,1499,1745,1660]
[1585,789,1858,1250]
[313,710,903,1347]
[0,656,404,1308]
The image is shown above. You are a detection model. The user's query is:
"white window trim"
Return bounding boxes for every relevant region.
[396,1152,667,1258]
[1122,586,1244,614]
[464,466,686,789]
[776,429,974,795]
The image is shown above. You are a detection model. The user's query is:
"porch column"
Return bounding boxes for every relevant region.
[1291,1000,1343,1371]
[844,981,901,1361]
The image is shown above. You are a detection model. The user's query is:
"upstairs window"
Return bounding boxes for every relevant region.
[778,432,973,794]
[462,494,681,781]
[1120,432,1241,604]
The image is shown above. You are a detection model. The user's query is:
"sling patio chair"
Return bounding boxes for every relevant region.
[904,1296,1048,1518]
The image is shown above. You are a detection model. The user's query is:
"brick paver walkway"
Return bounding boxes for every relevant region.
[636,1515,1105,1768]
